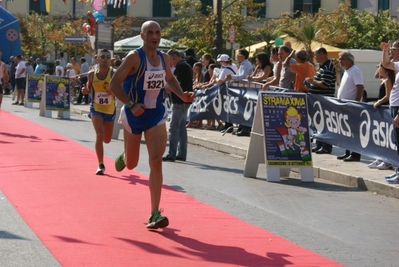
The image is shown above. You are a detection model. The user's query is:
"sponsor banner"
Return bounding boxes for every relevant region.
[261,91,312,166]
[27,74,45,102]
[170,83,397,166]
[45,76,70,111]
[307,94,398,166]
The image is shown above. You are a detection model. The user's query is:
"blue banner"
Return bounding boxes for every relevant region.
[180,82,397,166]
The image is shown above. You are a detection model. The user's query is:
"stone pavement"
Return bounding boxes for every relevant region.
[71,103,399,199]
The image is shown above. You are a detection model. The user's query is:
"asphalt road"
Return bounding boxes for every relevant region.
[1,97,399,267]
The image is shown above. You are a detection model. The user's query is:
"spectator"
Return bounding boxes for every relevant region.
[305,47,336,154]
[283,49,316,92]
[54,60,64,77]
[278,46,296,89]
[163,49,193,162]
[9,56,17,93]
[187,62,204,129]
[34,58,43,74]
[216,54,237,133]
[184,48,198,67]
[247,52,273,83]
[200,53,216,83]
[368,62,395,170]
[0,55,9,107]
[76,57,89,104]
[70,57,80,77]
[336,51,364,162]
[12,55,26,105]
[381,40,399,183]
[262,47,282,90]
[226,49,254,136]
[58,52,66,69]
[25,61,34,75]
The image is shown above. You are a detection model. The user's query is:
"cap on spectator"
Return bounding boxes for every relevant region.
[66,63,72,68]
[217,54,230,62]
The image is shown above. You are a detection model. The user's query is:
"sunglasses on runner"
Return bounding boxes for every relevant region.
[99,54,111,59]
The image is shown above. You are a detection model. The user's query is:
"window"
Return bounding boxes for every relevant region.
[251,0,266,18]
[350,0,357,9]
[107,4,127,18]
[153,0,172,17]
[293,0,321,17]
[29,0,48,15]
[378,0,390,10]
[201,0,213,16]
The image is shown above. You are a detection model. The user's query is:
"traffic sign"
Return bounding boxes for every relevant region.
[64,36,88,43]
[229,25,235,44]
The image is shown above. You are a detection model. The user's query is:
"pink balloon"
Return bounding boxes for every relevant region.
[92,0,102,11]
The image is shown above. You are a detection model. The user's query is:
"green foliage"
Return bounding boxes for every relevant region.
[165,0,266,56]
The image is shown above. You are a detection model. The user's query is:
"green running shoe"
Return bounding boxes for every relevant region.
[146,210,169,229]
[115,153,126,172]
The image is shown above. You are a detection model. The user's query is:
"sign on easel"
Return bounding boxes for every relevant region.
[244,91,314,182]
[26,74,45,108]
[39,75,70,119]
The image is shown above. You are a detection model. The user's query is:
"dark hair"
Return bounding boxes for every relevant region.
[185,48,196,57]
[100,49,110,54]
[380,63,396,84]
[208,63,218,70]
[238,49,249,59]
[315,47,328,55]
[202,53,215,65]
[167,49,182,58]
[271,47,279,55]
[80,57,86,62]
[279,46,291,54]
[256,52,272,70]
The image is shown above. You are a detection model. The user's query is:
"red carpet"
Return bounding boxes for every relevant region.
[0,110,343,266]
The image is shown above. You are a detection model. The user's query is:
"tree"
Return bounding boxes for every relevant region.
[165,0,266,56]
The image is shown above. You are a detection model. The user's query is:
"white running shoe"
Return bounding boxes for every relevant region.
[386,175,399,184]
[377,162,393,170]
[368,159,382,169]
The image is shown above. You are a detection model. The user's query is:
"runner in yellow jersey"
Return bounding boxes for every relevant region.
[82,49,116,175]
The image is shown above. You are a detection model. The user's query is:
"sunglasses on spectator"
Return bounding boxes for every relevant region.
[390,48,398,51]
[99,54,111,59]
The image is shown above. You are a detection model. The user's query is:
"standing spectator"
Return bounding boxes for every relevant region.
[34,58,43,74]
[54,60,64,77]
[226,49,254,136]
[163,50,193,162]
[81,49,115,175]
[368,62,395,170]
[184,48,198,67]
[12,55,26,105]
[262,47,282,90]
[70,57,80,77]
[9,56,17,93]
[25,61,34,75]
[283,49,316,92]
[0,55,9,108]
[216,54,238,133]
[336,51,364,162]
[58,52,66,69]
[247,52,273,83]
[305,47,336,154]
[200,53,216,83]
[278,46,296,89]
[187,62,204,129]
[29,56,36,70]
[76,57,90,104]
[381,41,399,183]
[109,21,193,229]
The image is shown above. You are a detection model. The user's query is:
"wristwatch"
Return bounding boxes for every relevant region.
[127,100,134,109]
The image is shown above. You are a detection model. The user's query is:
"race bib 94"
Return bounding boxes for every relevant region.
[144,70,165,91]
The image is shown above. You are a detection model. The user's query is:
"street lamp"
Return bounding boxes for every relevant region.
[213,0,223,59]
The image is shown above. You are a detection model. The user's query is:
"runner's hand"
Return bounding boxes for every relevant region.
[131,103,145,116]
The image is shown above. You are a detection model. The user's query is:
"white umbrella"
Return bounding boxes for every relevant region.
[114,35,181,53]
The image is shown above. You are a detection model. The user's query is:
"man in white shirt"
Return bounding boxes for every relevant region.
[336,51,364,162]
[225,49,254,136]
[54,60,64,77]
[12,55,26,105]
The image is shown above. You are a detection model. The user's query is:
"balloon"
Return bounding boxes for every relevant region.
[274,37,283,47]
[92,0,102,11]
[82,23,91,33]
[92,11,105,23]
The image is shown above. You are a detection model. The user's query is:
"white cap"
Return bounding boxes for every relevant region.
[217,54,230,62]
[66,63,72,68]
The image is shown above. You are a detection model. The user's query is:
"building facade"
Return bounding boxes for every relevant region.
[1,0,398,20]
